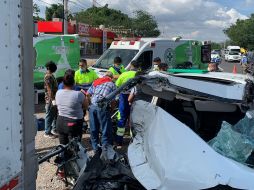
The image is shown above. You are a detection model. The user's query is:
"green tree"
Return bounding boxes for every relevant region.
[75,7,160,37]
[45,4,64,21]
[224,14,254,50]
[211,42,222,50]
[75,6,131,28]
[132,10,160,37]
[33,3,44,21]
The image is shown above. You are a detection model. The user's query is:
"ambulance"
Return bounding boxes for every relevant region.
[91,37,211,76]
[33,34,80,89]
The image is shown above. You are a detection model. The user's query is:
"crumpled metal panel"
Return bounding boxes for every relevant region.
[128,100,254,190]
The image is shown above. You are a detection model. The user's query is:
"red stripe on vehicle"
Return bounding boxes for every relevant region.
[0,177,19,190]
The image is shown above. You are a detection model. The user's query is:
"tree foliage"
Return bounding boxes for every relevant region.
[132,10,160,37]
[45,4,64,21]
[75,6,132,28]
[75,7,160,37]
[224,14,254,50]
[45,4,73,21]
[33,3,44,21]
[211,42,222,50]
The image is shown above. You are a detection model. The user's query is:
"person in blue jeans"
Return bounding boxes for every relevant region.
[87,71,116,152]
[44,61,58,138]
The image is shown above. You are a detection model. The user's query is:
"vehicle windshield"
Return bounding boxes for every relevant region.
[229,51,240,55]
[212,50,220,54]
[93,49,139,69]
[229,49,240,53]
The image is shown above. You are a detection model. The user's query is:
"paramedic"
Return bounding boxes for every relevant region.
[87,71,116,152]
[115,60,140,146]
[108,56,126,81]
[74,59,98,91]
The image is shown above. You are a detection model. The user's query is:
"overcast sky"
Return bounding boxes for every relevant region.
[34,0,254,42]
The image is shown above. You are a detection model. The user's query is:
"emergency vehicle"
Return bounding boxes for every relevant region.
[225,46,241,62]
[91,37,211,76]
[0,0,37,189]
[33,34,80,88]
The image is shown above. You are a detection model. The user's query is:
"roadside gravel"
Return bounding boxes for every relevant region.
[35,103,93,190]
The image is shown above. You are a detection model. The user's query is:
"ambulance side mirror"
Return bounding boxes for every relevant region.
[201,44,211,63]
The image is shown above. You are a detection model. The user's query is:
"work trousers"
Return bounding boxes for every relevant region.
[89,104,113,151]
[116,93,130,145]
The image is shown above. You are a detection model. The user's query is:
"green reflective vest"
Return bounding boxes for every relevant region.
[115,70,136,87]
[74,69,98,85]
[109,65,126,76]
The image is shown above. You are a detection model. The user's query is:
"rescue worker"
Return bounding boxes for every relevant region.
[74,59,98,91]
[74,59,98,132]
[115,60,140,146]
[153,57,161,71]
[108,56,126,81]
[44,61,58,138]
[87,71,116,152]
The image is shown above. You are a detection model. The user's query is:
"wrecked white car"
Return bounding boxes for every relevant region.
[39,70,254,190]
[126,71,254,190]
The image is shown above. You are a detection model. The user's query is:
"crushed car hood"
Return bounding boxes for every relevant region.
[128,101,254,190]
[148,71,253,101]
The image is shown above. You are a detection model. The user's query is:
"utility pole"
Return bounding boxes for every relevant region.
[93,0,96,7]
[64,0,68,34]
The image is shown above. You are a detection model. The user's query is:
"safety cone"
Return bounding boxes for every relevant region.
[232,65,237,74]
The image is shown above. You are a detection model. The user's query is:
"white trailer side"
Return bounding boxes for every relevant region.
[0,0,37,189]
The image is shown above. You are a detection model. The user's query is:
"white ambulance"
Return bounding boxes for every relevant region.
[225,46,241,62]
[91,37,211,76]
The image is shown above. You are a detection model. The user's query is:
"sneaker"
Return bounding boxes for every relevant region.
[51,129,58,136]
[44,133,56,138]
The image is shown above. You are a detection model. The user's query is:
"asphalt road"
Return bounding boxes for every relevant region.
[219,59,242,74]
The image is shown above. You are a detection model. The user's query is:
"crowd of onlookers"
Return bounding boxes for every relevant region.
[43,50,254,154]
[43,57,168,153]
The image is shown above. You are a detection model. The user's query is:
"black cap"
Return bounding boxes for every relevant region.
[153,57,161,62]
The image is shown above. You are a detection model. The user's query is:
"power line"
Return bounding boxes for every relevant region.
[69,0,88,10]
[76,0,91,8]
[95,0,103,7]
[131,0,143,11]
